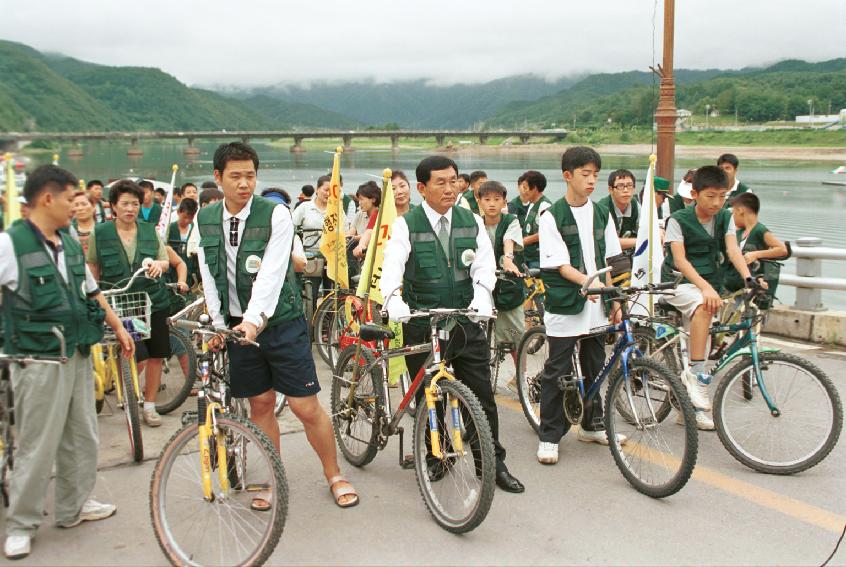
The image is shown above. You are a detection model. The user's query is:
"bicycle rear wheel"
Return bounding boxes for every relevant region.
[515,326,547,433]
[313,293,338,367]
[413,379,495,533]
[118,356,144,463]
[606,358,698,498]
[156,329,197,415]
[714,352,843,474]
[613,327,680,424]
[150,415,288,567]
[331,346,383,467]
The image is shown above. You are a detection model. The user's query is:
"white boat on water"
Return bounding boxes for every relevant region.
[822,164,846,187]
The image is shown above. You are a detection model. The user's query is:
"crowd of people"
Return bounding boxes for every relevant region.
[0,142,786,559]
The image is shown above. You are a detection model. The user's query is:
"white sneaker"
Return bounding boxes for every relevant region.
[143,408,162,427]
[58,499,116,528]
[537,442,559,464]
[4,535,31,559]
[577,428,628,446]
[681,369,712,411]
[676,410,716,431]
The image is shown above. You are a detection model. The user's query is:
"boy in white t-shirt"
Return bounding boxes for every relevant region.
[536,147,626,465]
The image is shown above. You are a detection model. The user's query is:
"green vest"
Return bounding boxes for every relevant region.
[93,220,172,312]
[598,195,639,239]
[464,192,480,215]
[139,202,162,225]
[508,197,529,220]
[723,222,780,308]
[3,221,104,356]
[723,182,751,209]
[402,205,478,324]
[669,192,686,214]
[522,196,552,263]
[491,214,527,311]
[661,206,731,290]
[197,197,303,328]
[540,200,608,315]
[167,221,199,286]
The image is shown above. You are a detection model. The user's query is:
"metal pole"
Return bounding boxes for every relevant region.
[654,0,677,189]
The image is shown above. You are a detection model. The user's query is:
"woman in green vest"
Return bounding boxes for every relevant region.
[167,197,199,287]
[87,180,172,428]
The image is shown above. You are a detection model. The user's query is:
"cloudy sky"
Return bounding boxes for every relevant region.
[1,0,843,87]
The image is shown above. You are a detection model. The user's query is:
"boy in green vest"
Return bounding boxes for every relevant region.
[463,170,488,215]
[661,165,754,430]
[519,170,551,270]
[508,172,531,218]
[380,155,524,493]
[478,180,526,373]
[197,142,358,510]
[137,180,163,225]
[536,147,625,465]
[597,169,639,253]
[1,166,134,559]
[723,192,787,308]
[167,197,200,288]
[718,154,751,209]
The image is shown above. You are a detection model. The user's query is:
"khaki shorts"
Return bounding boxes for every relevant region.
[495,305,525,347]
[662,283,705,320]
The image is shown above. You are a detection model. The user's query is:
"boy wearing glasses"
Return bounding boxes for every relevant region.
[597,169,639,253]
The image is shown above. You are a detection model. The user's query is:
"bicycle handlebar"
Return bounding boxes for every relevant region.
[167,296,205,325]
[172,319,260,348]
[100,259,154,297]
[580,266,613,292]
[584,281,677,297]
[0,326,67,365]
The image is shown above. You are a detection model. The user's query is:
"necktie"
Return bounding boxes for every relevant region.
[229,217,240,247]
[437,216,450,257]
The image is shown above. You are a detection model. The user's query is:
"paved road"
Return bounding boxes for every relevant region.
[2,336,844,566]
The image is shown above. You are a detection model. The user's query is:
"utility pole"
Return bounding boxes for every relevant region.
[652,0,677,189]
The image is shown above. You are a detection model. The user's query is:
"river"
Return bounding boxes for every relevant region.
[27,139,846,310]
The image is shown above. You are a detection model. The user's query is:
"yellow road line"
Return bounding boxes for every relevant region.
[495,394,846,534]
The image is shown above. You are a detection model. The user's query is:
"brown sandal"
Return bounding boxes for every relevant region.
[328,475,359,508]
[247,483,272,512]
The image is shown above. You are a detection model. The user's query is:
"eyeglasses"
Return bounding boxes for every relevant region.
[613,183,635,191]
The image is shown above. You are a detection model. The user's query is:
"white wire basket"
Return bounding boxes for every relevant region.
[102,292,152,343]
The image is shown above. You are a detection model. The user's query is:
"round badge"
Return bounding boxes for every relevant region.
[245,255,262,274]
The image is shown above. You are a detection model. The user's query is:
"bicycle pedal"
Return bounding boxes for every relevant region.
[180,410,198,426]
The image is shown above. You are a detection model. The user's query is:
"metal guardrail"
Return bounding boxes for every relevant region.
[779,237,846,311]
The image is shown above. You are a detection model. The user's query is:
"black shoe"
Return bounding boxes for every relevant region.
[495,467,525,493]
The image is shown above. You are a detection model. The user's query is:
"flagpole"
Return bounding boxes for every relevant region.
[647,154,658,316]
[332,147,343,330]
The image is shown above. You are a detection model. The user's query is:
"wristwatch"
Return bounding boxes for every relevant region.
[504,253,515,259]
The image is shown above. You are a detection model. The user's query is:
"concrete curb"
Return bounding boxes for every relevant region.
[763,305,846,346]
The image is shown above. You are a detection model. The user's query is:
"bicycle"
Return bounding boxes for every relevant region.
[515,267,698,498]
[0,327,67,507]
[150,313,288,567]
[523,267,545,326]
[331,307,496,533]
[637,280,843,475]
[96,264,154,463]
[486,270,532,392]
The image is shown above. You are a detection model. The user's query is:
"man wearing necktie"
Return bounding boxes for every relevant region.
[197,142,358,510]
[380,155,525,494]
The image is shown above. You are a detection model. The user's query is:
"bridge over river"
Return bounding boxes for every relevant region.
[0,129,568,156]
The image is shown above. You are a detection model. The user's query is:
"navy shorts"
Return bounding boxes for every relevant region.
[226,315,320,399]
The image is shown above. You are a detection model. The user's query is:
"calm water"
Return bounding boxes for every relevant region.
[30,140,846,310]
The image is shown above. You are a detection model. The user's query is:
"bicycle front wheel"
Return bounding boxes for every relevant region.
[156,329,197,415]
[413,379,495,533]
[606,358,698,498]
[714,352,843,475]
[118,356,144,463]
[515,326,547,433]
[150,415,288,567]
[331,346,383,467]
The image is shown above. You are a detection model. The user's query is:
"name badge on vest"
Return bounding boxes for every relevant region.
[245,255,262,274]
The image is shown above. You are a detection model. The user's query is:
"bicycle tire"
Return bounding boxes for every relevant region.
[331,345,383,467]
[150,414,288,567]
[156,328,197,415]
[515,326,547,433]
[612,326,679,423]
[313,293,338,367]
[274,392,287,417]
[714,352,843,475]
[606,358,698,498]
[413,379,495,533]
[0,369,13,508]
[119,356,144,463]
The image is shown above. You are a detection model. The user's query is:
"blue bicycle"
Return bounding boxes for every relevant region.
[516,267,698,498]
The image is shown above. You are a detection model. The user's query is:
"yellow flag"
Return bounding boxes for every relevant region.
[3,153,21,227]
[356,172,397,305]
[320,147,349,289]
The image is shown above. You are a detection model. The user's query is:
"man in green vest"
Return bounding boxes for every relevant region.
[597,169,639,253]
[462,170,487,215]
[197,142,358,510]
[507,172,531,218]
[86,179,111,223]
[717,153,752,209]
[1,166,134,560]
[536,147,625,465]
[137,180,162,225]
[661,165,753,430]
[519,170,551,270]
[455,173,471,208]
[380,155,524,493]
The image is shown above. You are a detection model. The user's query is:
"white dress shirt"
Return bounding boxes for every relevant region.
[380,201,496,320]
[539,200,621,338]
[197,197,293,328]
[0,230,99,294]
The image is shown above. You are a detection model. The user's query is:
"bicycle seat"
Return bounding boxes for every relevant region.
[528,268,541,277]
[359,324,395,342]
